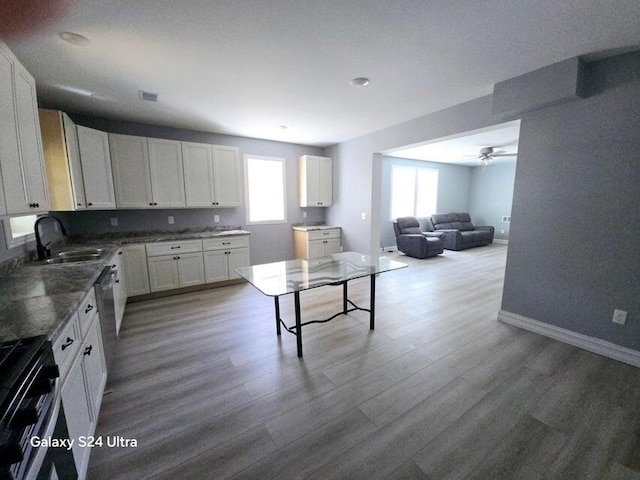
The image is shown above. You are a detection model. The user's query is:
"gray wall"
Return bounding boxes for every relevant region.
[468,161,516,241]
[50,115,326,264]
[502,51,640,350]
[379,156,472,248]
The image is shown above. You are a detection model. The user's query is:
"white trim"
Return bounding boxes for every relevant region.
[3,215,37,249]
[494,239,508,244]
[380,245,398,253]
[498,310,640,368]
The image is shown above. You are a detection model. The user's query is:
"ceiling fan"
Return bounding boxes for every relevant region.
[474,146,517,166]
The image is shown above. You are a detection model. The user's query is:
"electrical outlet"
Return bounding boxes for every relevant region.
[302,211,307,218]
[168,216,174,225]
[612,309,627,325]
[361,212,367,220]
[110,217,118,227]
[500,229,505,234]
[214,215,220,223]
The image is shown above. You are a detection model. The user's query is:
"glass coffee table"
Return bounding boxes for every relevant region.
[235,252,407,357]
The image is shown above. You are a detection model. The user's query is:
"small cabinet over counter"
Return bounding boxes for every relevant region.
[299,155,332,207]
[293,226,341,259]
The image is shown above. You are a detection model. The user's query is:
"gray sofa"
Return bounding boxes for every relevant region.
[428,213,494,251]
[393,216,445,258]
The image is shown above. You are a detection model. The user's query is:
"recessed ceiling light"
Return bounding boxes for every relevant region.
[59,32,90,46]
[276,125,288,130]
[350,77,370,87]
[139,90,159,102]
[90,93,107,101]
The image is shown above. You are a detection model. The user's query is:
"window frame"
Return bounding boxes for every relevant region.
[3,214,37,249]
[243,154,288,225]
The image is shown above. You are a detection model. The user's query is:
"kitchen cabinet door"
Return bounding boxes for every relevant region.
[148,255,181,292]
[0,44,49,214]
[77,126,116,209]
[203,250,230,283]
[122,244,151,296]
[82,316,107,422]
[110,134,153,208]
[307,240,326,259]
[212,145,240,207]
[324,237,341,256]
[227,247,250,279]
[0,45,20,215]
[148,138,186,207]
[113,249,127,335]
[177,252,205,287]
[183,141,215,207]
[61,352,92,475]
[62,112,87,208]
[299,155,332,207]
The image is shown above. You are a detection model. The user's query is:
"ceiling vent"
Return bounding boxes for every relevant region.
[139,90,159,102]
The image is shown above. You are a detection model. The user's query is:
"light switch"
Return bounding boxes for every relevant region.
[214,215,220,223]
[110,217,118,227]
[361,212,367,220]
[168,216,174,225]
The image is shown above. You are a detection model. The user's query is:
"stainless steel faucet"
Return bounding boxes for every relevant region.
[34,215,67,260]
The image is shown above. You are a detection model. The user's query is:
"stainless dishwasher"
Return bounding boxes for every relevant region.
[94,265,117,375]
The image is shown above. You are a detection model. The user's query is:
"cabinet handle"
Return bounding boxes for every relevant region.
[118,251,122,255]
[61,337,74,350]
[85,304,94,314]
[154,202,158,206]
[115,279,120,283]
[87,202,93,206]
[222,242,230,245]
[84,345,92,356]
[170,246,181,249]
[77,203,82,206]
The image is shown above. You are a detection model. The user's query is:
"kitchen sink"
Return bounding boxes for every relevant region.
[45,254,103,264]
[58,248,106,257]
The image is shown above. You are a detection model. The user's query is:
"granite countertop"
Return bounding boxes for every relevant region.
[0,244,119,343]
[69,227,250,245]
[292,225,341,232]
[0,227,252,344]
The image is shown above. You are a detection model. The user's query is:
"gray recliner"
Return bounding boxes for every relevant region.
[393,217,445,259]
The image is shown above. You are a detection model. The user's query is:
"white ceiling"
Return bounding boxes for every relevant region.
[387,120,521,167]
[3,1,640,147]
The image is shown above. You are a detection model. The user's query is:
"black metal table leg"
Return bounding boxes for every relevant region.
[343,281,348,314]
[274,296,281,335]
[369,274,376,330]
[294,291,302,357]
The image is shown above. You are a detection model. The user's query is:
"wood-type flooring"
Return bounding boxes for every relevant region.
[88,244,640,479]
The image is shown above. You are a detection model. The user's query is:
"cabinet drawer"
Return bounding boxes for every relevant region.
[146,239,203,257]
[307,228,340,241]
[53,312,81,382]
[202,235,249,251]
[77,288,98,337]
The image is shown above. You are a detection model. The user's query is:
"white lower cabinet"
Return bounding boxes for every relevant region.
[146,240,205,292]
[293,227,341,260]
[203,236,250,282]
[56,290,107,480]
[122,244,150,296]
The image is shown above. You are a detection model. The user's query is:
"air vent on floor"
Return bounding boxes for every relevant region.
[139,90,159,102]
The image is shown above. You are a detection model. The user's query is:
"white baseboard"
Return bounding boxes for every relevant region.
[494,239,508,244]
[498,310,640,367]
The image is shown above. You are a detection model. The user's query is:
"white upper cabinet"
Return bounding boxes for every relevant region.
[147,138,185,207]
[111,134,186,208]
[39,109,87,210]
[77,126,116,209]
[109,134,153,208]
[299,155,332,207]
[183,142,240,208]
[0,42,49,214]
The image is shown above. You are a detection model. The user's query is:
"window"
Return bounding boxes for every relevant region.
[390,165,438,219]
[244,155,287,224]
[4,214,37,249]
